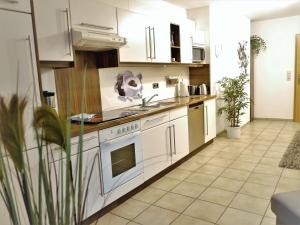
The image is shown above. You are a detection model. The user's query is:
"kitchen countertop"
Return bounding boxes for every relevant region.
[71,95,217,136]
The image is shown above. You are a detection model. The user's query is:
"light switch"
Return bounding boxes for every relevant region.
[287,71,292,81]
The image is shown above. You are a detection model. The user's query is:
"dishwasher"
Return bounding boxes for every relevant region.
[188,102,205,152]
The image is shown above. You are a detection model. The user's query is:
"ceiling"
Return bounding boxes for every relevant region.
[165,0,300,21]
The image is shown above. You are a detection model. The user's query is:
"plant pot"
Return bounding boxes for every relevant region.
[227,126,241,139]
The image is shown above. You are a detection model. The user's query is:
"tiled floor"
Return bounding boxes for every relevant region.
[92,120,300,225]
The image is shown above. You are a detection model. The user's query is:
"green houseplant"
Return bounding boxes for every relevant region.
[250,35,267,55]
[0,68,101,225]
[218,41,249,139]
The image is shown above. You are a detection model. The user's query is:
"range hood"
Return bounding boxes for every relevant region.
[72,27,127,51]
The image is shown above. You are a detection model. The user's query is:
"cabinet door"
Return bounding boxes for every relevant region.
[70,0,117,34]
[204,99,217,143]
[180,19,194,63]
[170,116,189,163]
[0,0,30,13]
[151,19,171,63]
[118,9,150,63]
[0,9,40,150]
[142,122,171,181]
[34,0,73,61]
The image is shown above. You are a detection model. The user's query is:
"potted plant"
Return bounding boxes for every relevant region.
[250,35,266,55]
[218,41,249,139]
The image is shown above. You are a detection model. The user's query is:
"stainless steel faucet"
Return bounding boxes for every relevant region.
[142,94,158,107]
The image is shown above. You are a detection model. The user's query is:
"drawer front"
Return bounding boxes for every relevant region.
[0,0,31,13]
[169,106,188,121]
[141,112,170,130]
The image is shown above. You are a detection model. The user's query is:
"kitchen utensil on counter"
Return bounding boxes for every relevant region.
[188,85,197,95]
[201,84,207,95]
[178,80,189,97]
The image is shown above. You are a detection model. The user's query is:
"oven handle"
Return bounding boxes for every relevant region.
[100,131,141,146]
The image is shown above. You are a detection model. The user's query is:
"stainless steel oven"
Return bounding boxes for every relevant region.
[99,121,143,194]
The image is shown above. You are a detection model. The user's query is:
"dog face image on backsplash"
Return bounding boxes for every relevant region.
[115,71,143,101]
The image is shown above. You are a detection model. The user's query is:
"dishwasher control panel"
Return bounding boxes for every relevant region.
[99,120,141,142]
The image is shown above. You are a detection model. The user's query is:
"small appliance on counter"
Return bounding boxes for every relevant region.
[177,79,189,97]
[188,83,208,96]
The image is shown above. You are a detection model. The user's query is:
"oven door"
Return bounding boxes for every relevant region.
[100,131,143,194]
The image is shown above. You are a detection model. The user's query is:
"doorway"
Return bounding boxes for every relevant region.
[294,34,300,122]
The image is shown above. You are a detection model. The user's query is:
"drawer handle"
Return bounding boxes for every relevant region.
[145,115,167,124]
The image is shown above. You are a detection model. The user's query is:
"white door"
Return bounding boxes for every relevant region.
[70,0,117,34]
[151,19,171,63]
[180,19,194,63]
[142,122,171,181]
[118,9,151,63]
[170,116,189,163]
[204,99,217,143]
[0,0,30,13]
[33,0,73,61]
[0,9,40,150]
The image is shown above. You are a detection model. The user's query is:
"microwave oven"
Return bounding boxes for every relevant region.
[192,46,205,62]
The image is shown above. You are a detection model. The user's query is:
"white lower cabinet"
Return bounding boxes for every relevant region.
[141,107,189,182]
[204,98,217,143]
[170,115,189,163]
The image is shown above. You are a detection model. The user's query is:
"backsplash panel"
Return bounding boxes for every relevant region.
[99,66,189,111]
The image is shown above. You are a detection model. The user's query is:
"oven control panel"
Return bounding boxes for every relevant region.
[99,120,141,142]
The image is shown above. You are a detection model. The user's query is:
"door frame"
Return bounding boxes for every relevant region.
[294,34,300,122]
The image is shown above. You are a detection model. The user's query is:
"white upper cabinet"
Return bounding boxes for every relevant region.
[118,9,171,63]
[0,0,30,13]
[150,18,171,63]
[118,9,150,63]
[0,9,40,150]
[34,0,73,61]
[204,98,217,143]
[180,19,195,63]
[70,0,117,34]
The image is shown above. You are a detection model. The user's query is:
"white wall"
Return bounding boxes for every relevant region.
[209,3,251,133]
[99,66,189,111]
[251,16,300,119]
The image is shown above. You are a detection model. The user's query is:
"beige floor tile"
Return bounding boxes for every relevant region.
[196,164,225,176]
[259,157,281,167]
[221,168,250,181]
[154,192,194,213]
[183,200,226,223]
[189,155,212,164]
[132,187,166,204]
[127,222,141,225]
[275,177,300,193]
[185,173,217,186]
[197,149,219,157]
[93,213,129,225]
[240,182,275,199]
[237,155,261,164]
[111,199,149,220]
[217,208,262,225]
[265,205,276,218]
[247,173,279,187]
[165,168,192,180]
[216,151,240,160]
[246,144,270,151]
[229,161,257,171]
[199,187,236,206]
[268,145,287,153]
[206,157,233,167]
[252,140,273,146]
[134,206,179,225]
[171,215,214,225]
[230,194,269,215]
[264,151,284,159]
[178,160,202,171]
[242,149,266,157]
[261,216,276,225]
[150,177,181,191]
[254,164,283,176]
[282,168,300,179]
[171,181,206,198]
[211,177,244,192]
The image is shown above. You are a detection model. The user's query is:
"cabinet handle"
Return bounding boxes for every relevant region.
[172,125,176,155]
[63,8,72,56]
[145,115,167,124]
[145,26,151,59]
[96,152,105,197]
[26,35,38,105]
[80,23,113,30]
[205,105,209,135]
[4,0,18,3]
[168,126,172,157]
[151,27,156,59]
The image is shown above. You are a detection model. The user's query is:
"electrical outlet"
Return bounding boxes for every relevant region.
[287,71,292,81]
[153,83,159,89]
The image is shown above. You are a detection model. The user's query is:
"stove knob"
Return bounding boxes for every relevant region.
[122,127,126,133]
[117,129,121,134]
[127,126,130,131]
[131,125,135,130]
[135,124,138,129]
